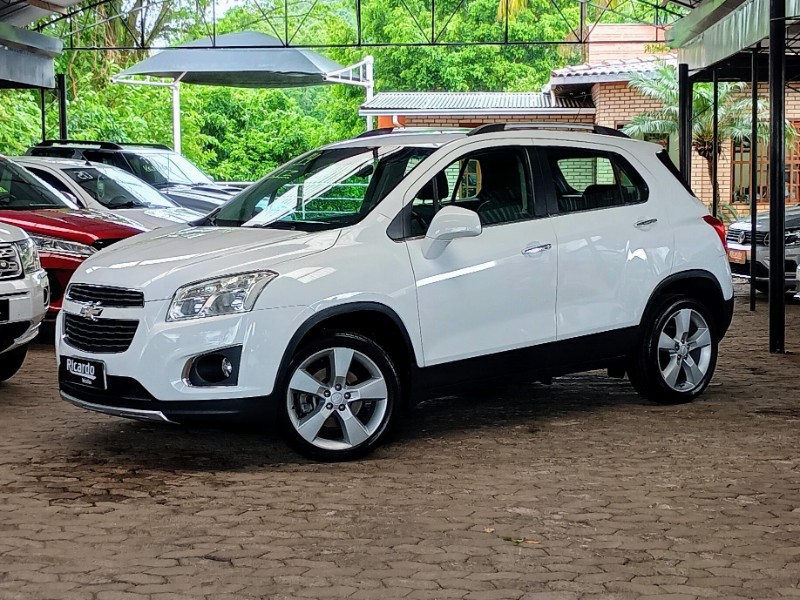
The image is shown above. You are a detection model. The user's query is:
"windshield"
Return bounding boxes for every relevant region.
[0,159,75,210]
[211,146,434,230]
[125,151,212,186]
[64,166,177,209]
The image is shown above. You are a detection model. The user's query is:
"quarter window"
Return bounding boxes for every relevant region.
[544,148,648,213]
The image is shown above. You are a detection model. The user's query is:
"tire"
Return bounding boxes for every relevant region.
[754,282,769,295]
[628,295,718,404]
[0,345,28,383]
[278,331,400,461]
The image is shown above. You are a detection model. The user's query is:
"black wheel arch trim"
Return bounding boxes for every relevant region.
[277,302,419,381]
[643,269,733,337]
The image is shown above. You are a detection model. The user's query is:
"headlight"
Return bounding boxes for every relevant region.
[13,238,41,273]
[167,271,277,321]
[30,234,96,258]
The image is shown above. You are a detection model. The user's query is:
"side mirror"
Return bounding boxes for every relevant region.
[62,192,84,208]
[421,205,482,259]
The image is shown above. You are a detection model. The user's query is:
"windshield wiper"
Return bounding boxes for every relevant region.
[111,201,142,209]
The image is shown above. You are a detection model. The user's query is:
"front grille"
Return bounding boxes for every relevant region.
[63,313,138,354]
[0,244,21,280]
[726,229,768,245]
[91,238,124,251]
[729,261,796,277]
[67,284,144,308]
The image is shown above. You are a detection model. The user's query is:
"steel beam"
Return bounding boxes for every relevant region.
[56,73,67,139]
[712,67,719,218]
[768,0,786,352]
[678,63,693,185]
[750,45,759,312]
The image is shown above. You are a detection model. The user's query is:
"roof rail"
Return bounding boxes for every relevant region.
[36,139,126,150]
[466,122,629,138]
[116,142,172,150]
[34,140,172,151]
[355,127,397,139]
[355,126,470,139]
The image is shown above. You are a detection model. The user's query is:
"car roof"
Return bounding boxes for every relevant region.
[13,156,95,169]
[324,126,663,154]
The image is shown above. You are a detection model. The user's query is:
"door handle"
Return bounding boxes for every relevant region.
[522,243,552,257]
[635,218,658,229]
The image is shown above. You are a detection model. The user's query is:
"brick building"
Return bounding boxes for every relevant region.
[359,24,800,218]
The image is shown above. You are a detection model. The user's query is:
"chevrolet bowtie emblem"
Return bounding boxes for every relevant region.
[79,303,104,321]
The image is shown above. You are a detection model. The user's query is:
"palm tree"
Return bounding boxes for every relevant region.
[496,0,529,21]
[623,61,795,213]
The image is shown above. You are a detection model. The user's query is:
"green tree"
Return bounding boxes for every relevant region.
[623,62,795,213]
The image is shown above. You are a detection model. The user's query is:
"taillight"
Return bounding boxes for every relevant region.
[703,214,727,251]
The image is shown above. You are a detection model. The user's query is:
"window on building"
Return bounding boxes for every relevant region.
[731,123,800,205]
[615,121,669,151]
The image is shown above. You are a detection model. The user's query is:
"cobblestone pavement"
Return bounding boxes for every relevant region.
[2,286,800,600]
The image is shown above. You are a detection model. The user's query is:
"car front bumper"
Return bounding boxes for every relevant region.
[0,269,49,355]
[56,297,311,420]
[726,242,799,287]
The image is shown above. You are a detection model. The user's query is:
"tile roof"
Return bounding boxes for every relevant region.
[549,54,677,85]
[359,92,593,115]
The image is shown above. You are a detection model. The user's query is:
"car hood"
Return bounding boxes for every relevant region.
[74,225,340,301]
[0,222,27,243]
[161,183,235,201]
[729,205,800,231]
[0,208,145,245]
[116,207,204,230]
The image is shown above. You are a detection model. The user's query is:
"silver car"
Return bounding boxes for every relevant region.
[726,207,800,293]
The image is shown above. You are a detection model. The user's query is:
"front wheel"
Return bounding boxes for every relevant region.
[628,296,718,404]
[279,332,400,461]
[0,345,28,383]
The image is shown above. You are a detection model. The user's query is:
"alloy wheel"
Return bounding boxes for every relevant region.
[656,307,713,392]
[286,347,389,451]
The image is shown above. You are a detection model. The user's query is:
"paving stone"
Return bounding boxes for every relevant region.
[1,286,800,598]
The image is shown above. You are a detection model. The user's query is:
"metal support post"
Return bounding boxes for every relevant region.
[365,56,374,131]
[678,63,692,185]
[39,88,46,141]
[750,46,759,312]
[171,81,181,153]
[768,0,786,352]
[56,73,67,140]
[712,68,720,219]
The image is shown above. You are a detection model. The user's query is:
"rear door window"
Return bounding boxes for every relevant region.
[542,147,648,214]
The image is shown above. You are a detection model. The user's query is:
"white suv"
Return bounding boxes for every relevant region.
[1,223,48,382]
[56,125,733,460]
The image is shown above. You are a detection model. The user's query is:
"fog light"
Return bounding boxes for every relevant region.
[186,346,242,387]
[221,357,233,378]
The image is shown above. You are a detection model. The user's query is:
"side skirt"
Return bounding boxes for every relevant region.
[410,327,638,400]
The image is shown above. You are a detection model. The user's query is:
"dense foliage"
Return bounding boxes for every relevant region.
[0,0,661,181]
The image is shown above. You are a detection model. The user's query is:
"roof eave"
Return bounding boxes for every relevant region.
[358,107,595,116]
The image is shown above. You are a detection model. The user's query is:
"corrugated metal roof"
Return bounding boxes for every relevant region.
[360,92,593,115]
[0,0,81,27]
[549,54,677,84]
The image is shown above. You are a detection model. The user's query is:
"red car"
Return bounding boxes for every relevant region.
[0,156,144,317]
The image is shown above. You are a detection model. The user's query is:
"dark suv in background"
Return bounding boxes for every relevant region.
[27,140,242,213]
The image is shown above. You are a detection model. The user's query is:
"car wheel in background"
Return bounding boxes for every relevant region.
[0,346,28,383]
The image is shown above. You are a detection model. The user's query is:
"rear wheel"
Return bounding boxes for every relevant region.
[279,332,399,461]
[0,346,28,383]
[629,296,718,404]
